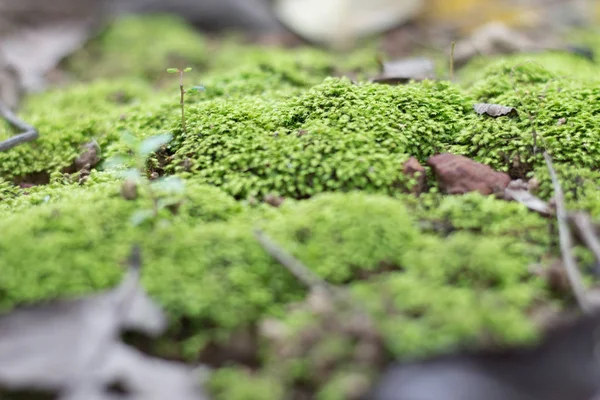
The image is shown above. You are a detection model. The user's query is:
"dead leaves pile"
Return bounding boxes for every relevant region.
[0,246,209,400]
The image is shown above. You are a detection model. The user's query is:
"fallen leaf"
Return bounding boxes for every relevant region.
[427,153,511,195]
[60,343,210,400]
[504,186,552,215]
[473,103,518,117]
[0,246,209,400]
[372,57,435,85]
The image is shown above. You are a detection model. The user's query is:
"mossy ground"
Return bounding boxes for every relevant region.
[1,15,600,399]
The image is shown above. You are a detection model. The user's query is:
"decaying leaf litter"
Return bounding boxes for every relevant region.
[0,246,209,400]
[2,11,600,400]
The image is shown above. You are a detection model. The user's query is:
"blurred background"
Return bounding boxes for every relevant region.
[0,0,598,109]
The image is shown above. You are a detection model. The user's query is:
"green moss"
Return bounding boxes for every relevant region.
[207,36,379,80]
[169,78,471,199]
[404,191,550,251]
[0,187,551,361]
[0,177,22,201]
[352,265,541,358]
[207,367,284,400]
[450,60,600,176]
[0,79,155,180]
[5,23,600,399]
[0,192,413,335]
[64,14,208,82]
[459,51,599,88]
[530,163,600,218]
[263,191,419,283]
[251,218,545,398]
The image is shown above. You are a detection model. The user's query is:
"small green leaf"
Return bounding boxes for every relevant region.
[151,176,185,194]
[131,209,155,226]
[157,197,181,209]
[187,85,206,94]
[138,133,173,158]
[183,67,192,72]
[119,168,142,181]
[167,68,179,73]
[121,131,140,149]
[103,155,129,171]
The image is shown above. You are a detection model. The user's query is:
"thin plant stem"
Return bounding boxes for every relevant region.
[179,70,186,134]
[449,41,456,82]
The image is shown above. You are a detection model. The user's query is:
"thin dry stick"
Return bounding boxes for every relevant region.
[544,152,591,313]
[570,212,600,265]
[254,229,332,292]
[0,101,38,151]
[254,229,378,324]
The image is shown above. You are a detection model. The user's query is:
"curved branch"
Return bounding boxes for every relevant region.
[0,101,38,152]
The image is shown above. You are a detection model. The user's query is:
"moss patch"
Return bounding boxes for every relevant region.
[2,14,600,400]
[451,59,600,176]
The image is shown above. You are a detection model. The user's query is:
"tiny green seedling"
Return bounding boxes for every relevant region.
[167,67,205,135]
[104,131,186,227]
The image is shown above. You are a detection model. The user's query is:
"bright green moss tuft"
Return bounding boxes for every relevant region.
[170,78,471,199]
[530,164,600,218]
[0,191,417,334]
[352,266,541,359]
[64,14,207,82]
[0,79,155,180]
[404,191,551,252]
[0,177,22,201]
[262,191,419,283]
[451,60,600,175]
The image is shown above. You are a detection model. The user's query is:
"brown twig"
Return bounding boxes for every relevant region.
[544,152,591,313]
[0,101,38,152]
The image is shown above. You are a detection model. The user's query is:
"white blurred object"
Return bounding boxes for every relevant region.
[274,0,424,47]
